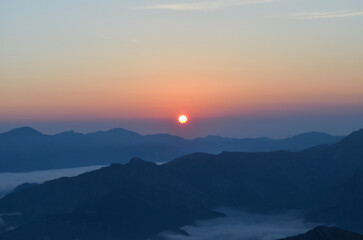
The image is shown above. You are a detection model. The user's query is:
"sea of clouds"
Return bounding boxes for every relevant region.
[0,168,322,239]
[161,208,318,240]
[0,166,104,198]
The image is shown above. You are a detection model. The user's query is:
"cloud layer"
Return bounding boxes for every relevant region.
[0,166,104,198]
[160,209,318,240]
[138,0,278,11]
[294,10,363,19]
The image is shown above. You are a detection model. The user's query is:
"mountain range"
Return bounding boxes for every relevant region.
[0,127,343,172]
[278,226,363,240]
[0,128,362,239]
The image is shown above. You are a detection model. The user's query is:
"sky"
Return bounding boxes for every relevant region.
[1,0,363,138]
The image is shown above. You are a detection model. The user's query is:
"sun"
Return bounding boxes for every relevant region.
[178,115,188,124]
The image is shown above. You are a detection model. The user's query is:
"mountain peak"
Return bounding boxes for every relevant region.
[278,226,363,240]
[127,157,157,168]
[87,128,141,138]
[107,128,139,135]
[1,127,43,137]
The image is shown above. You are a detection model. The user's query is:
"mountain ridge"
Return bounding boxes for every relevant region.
[0,127,345,172]
[0,128,362,239]
[278,226,363,240]
[0,127,343,141]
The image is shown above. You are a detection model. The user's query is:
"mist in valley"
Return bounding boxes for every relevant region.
[161,209,320,240]
[0,166,104,198]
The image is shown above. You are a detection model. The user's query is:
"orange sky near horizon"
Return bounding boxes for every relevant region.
[1,0,363,122]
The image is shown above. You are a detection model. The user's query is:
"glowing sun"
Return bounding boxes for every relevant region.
[178,115,188,124]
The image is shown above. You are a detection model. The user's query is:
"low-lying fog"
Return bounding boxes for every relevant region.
[0,166,104,198]
[161,209,318,240]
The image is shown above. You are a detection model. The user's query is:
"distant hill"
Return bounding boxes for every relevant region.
[278,226,363,240]
[0,127,343,172]
[0,128,362,240]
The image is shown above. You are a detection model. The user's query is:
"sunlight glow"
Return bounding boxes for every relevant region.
[178,115,188,124]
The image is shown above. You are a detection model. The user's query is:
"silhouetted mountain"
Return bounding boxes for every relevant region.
[336,128,363,147]
[12,183,39,193]
[0,127,343,172]
[0,128,362,239]
[279,131,341,150]
[307,168,363,232]
[0,127,43,138]
[0,158,221,240]
[164,129,363,228]
[278,226,363,240]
